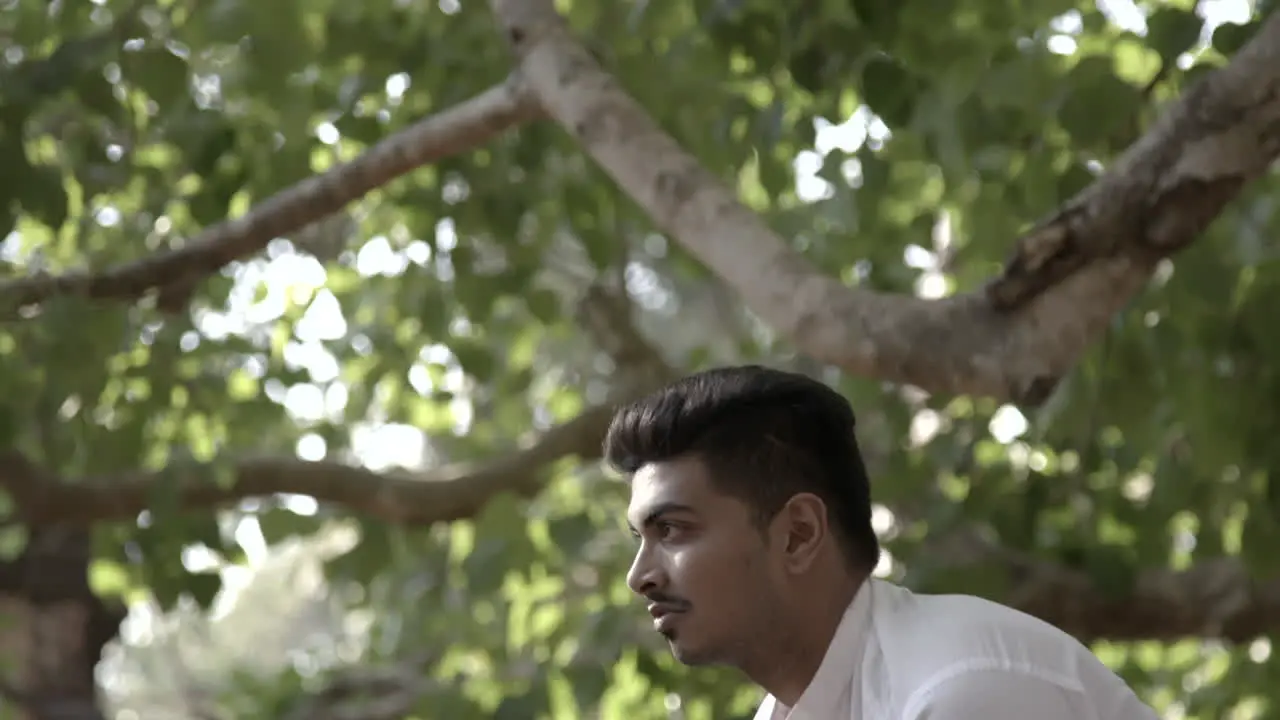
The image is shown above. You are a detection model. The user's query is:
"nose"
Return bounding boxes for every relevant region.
[626,542,664,597]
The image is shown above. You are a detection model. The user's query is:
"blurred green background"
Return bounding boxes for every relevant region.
[0,0,1277,717]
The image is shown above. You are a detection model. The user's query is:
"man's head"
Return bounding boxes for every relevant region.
[604,365,879,667]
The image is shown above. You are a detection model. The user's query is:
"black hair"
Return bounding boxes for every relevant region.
[604,364,880,572]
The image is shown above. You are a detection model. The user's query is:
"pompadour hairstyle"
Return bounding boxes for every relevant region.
[604,364,880,571]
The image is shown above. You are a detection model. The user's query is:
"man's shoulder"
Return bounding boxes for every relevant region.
[862,582,1151,718]
[873,580,1080,646]
[867,581,1095,681]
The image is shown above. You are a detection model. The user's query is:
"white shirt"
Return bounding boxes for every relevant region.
[755,579,1159,720]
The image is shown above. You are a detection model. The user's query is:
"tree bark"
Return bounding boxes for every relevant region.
[490,0,1280,404]
[0,75,540,317]
[0,528,125,720]
[4,434,1280,645]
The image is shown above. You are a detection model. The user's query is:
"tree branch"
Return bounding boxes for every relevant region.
[490,0,1280,405]
[0,403,608,527]
[920,527,1279,643]
[3,425,1276,643]
[575,282,674,387]
[0,74,541,317]
[987,19,1280,309]
[281,653,441,720]
[0,280,674,524]
[1012,557,1277,644]
[1,0,1272,650]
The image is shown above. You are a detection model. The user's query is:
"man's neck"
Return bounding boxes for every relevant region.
[744,573,864,707]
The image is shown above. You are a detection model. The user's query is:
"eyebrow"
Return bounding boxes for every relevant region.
[627,502,697,534]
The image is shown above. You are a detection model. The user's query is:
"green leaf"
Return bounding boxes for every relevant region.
[1146,8,1204,63]
[788,46,828,94]
[1211,21,1259,57]
[185,571,223,610]
[1057,162,1095,200]
[325,521,394,584]
[525,288,562,325]
[74,71,122,122]
[88,559,135,598]
[257,507,324,546]
[15,165,68,231]
[0,526,28,562]
[1083,544,1140,603]
[493,683,551,719]
[334,114,384,145]
[122,48,192,106]
[462,535,511,597]
[861,57,919,128]
[188,171,243,226]
[634,649,676,686]
[850,0,901,37]
[565,664,611,711]
[452,339,497,383]
[548,514,596,558]
[1058,56,1142,151]
[0,205,15,243]
[181,115,238,177]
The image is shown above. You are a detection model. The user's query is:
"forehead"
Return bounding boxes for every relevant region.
[626,457,720,523]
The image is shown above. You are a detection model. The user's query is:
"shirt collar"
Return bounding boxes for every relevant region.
[755,578,876,719]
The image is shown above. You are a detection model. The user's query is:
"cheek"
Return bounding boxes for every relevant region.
[671,535,767,600]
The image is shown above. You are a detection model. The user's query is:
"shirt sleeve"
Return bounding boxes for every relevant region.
[908,669,1085,720]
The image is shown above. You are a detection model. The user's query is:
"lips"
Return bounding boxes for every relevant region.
[648,602,685,632]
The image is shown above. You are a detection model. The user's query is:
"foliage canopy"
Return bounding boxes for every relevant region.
[1,0,1279,718]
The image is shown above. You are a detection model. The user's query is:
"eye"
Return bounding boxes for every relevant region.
[655,521,680,540]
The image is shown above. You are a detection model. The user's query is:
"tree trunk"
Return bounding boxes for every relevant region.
[0,527,125,720]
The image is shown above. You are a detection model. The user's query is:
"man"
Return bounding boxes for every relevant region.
[604,365,1159,720]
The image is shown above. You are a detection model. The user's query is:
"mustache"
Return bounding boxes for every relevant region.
[645,593,691,609]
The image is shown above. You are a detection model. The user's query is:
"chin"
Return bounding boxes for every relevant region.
[667,637,718,667]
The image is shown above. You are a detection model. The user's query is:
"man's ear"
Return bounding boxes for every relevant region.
[771,493,829,574]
